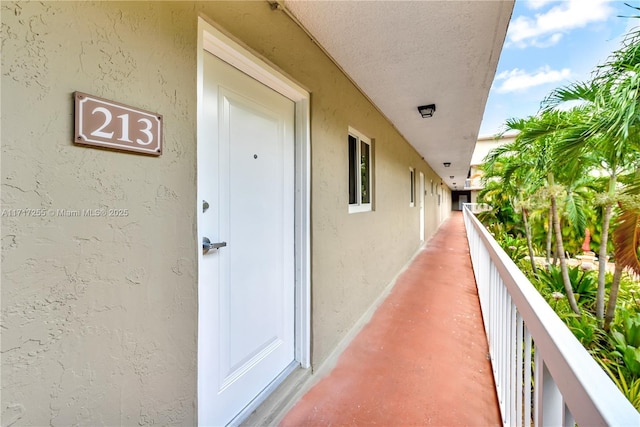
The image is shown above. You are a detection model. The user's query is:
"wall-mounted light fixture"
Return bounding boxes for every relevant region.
[417,104,436,118]
[453,182,457,185]
[443,162,451,167]
[449,176,454,179]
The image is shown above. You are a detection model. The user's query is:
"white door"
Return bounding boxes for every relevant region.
[459,194,468,210]
[419,172,425,241]
[198,52,296,426]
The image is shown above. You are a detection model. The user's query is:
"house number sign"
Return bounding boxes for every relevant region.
[74,91,162,156]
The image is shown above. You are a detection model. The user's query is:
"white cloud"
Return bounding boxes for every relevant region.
[530,32,563,48]
[494,66,572,93]
[507,0,614,48]
[526,0,556,10]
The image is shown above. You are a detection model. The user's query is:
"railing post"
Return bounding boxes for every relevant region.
[515,314,523,427]
[509,302,517,426]
[524,324,533,427]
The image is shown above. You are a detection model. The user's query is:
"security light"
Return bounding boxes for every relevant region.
[417,104,436,118]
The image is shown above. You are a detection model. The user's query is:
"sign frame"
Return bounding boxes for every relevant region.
[74,91,163,156]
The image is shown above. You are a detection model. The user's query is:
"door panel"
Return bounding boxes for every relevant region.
[199,52,295,426]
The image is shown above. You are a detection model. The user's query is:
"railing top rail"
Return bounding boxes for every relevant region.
[463,205,640,425]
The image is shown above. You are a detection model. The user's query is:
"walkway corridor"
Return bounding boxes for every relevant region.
[280,212,502,426]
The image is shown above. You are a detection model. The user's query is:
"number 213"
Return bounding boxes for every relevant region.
[90,107,154,145]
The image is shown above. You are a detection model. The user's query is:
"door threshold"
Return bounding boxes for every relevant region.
[235,364,311,427]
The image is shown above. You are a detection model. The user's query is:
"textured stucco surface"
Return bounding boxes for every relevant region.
[2,2,199,425]
[2,1,452,424]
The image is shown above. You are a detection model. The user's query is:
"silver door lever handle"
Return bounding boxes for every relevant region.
[203,237,227,253]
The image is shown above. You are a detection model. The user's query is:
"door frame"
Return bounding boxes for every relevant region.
[196,16,311,420]
[419,172,425,241]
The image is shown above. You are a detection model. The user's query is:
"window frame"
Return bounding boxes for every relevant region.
[409,167,415,207]
[348,127,373,213]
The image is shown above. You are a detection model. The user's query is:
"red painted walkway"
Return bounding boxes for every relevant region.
[280,212,501,426]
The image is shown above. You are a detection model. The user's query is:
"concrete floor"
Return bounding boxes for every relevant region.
[280,212,502,426]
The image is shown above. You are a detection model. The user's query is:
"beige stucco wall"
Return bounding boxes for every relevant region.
[2,1,450,424]
[2,2,200,425]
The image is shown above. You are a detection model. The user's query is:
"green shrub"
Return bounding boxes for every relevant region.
[609,308,640,377]
[535,265,598,309]
[497,233,528,261]
[598,359,640,411]
[564,311,607,352]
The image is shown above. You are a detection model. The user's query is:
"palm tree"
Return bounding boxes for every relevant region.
[608,207,638,330]
[481,139,543,277]
[490,113,585,315]
[607,174,640,330]
[542,27,640,323]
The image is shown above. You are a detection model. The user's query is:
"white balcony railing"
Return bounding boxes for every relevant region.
[464,178,483,190]
[463,204,640,426]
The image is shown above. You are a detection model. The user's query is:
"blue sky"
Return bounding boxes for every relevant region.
[479,0,639,137]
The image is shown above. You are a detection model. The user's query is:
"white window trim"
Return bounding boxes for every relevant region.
[348,126,373,214]
[350,203,371,214]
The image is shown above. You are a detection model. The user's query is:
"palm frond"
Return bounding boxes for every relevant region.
[564,190,588,235]
[613,207,640,276]
[542,81,597,111]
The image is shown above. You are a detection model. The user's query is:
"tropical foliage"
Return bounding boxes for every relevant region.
[477,15,640,410]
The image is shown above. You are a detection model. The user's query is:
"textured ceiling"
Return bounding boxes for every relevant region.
[282,0,514,190]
